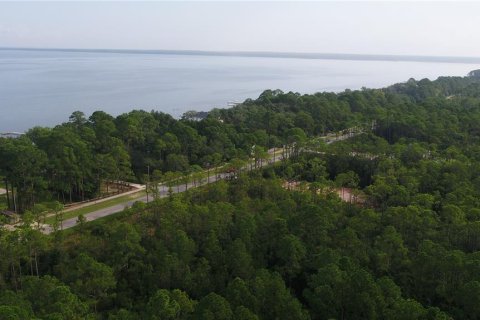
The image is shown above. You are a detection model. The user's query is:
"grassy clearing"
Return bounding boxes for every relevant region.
[45,190,146,224]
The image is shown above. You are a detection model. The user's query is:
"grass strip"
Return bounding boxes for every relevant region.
[45,150,283,226]
[45,190,146,224]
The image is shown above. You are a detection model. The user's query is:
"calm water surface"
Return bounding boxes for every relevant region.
[0,49,478,131]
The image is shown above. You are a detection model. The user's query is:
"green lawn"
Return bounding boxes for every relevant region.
[45,190,146,224]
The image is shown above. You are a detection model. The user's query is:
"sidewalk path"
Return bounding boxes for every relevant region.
[42,150,285,234]
[44,184,146,219]
[41,128,365,234]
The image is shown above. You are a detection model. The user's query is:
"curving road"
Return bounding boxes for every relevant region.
[42,151,285,234]
[42,129,365,234]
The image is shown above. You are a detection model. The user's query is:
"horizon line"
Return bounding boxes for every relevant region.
[2,46,480,64]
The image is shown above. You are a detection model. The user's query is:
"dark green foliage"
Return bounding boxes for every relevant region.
[0,276,89,320]
[2,74,480,213]
[194,293,233,320]
[3,75,480,318]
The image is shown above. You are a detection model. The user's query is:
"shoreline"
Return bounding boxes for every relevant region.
[0,51,477,133]
[2,47,480,65]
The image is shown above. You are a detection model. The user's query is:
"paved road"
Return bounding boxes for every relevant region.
[42,152,284,233]
[42,129,365,233]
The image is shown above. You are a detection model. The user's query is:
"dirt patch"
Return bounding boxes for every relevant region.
[336,187,365,204]
[282,181,302,190]
[281,180,365,204]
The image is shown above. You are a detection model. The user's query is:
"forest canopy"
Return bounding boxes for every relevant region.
[2,74,480,319]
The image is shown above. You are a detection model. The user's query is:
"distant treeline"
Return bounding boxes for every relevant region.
[1,74,480,212]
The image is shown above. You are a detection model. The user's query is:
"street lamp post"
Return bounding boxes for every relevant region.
[146,165,150,203]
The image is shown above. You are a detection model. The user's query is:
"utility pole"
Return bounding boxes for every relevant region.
[206,162,211,184]
[146,165,150,203]
[13,188,17,214]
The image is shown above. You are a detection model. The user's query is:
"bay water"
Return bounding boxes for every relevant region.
[0,49,478,132]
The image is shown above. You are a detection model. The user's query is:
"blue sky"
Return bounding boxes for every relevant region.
[1,1,479,57]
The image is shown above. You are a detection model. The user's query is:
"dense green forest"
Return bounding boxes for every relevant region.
[3,73,480,319]
[1,73,480,212]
